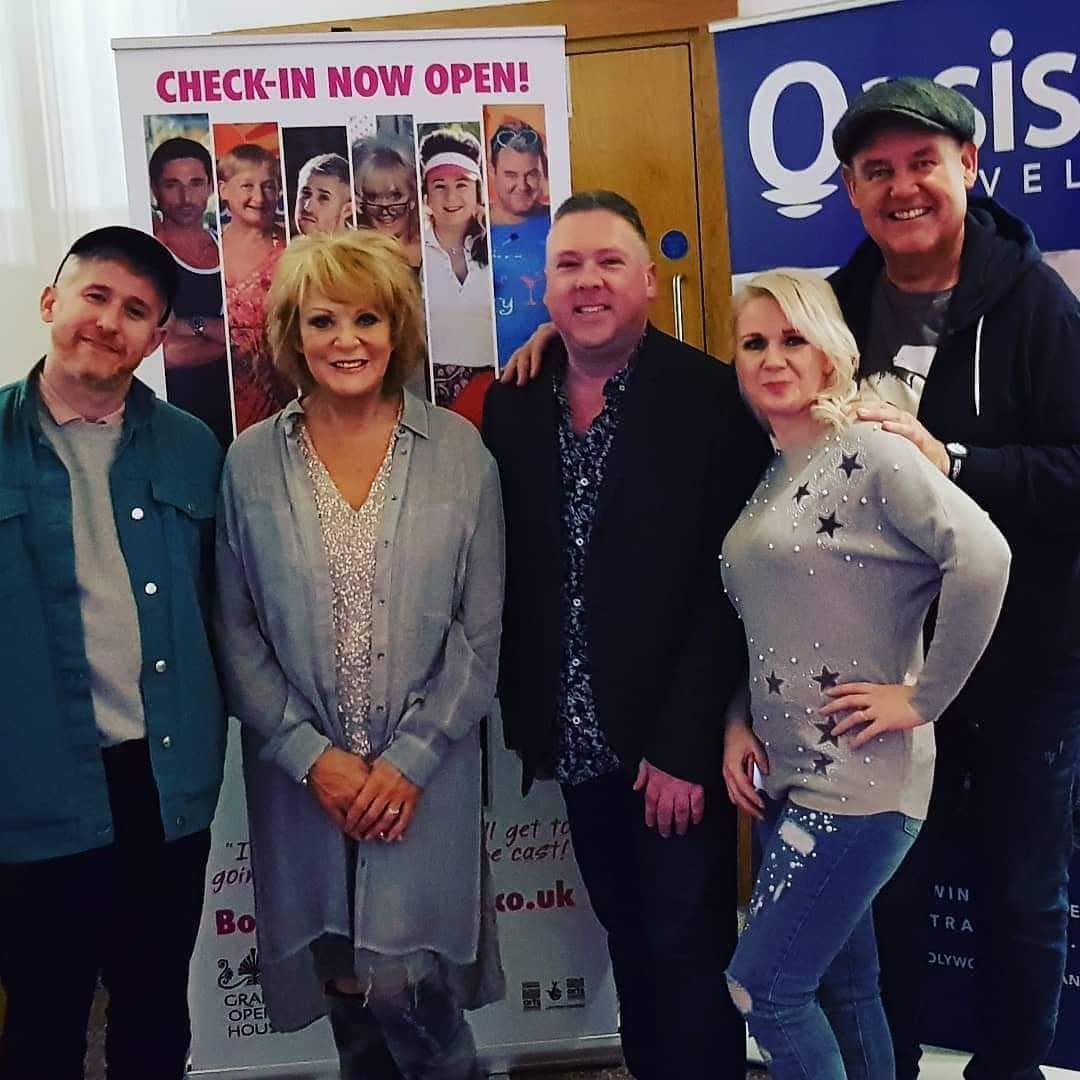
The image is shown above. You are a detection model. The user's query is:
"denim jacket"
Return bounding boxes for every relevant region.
[0,365,226,863]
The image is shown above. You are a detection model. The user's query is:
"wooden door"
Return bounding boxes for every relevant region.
[568,44,705,348]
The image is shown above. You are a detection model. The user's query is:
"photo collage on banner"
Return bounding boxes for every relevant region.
[144,115,231,447]
[146,110,555,440]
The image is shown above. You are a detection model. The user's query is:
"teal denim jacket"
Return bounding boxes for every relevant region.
[0,365,226,863]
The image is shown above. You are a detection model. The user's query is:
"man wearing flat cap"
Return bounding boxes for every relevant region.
[0,226,226,1079]
[829,76,1080,1080]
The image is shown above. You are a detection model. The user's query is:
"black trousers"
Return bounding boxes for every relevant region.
[875,685,1080,1080]
[562,768,745,1080]
[0,739,210,1080]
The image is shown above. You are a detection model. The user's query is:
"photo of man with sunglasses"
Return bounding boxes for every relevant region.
[485,113,553,368]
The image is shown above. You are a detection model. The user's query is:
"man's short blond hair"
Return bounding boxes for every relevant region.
[266,230,425,396]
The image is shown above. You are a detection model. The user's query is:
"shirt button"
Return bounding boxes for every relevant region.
[579,477,589,487]
[571,716,581,726]
[154,659,167,673]
[379,599,386,606]
[161,735,172,748]
[572,598,582,608]
[130,507,145,521]
[376,652,385,660]
[571,658,581,668]
[575,537,584,547]
[176,816,185,827]
[376,704,385,712]
[144,582,158,595]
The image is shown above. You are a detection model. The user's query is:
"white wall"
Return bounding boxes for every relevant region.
[1,0,538,384]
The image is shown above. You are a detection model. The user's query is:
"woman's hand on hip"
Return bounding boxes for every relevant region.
[307,747,371,829]
[820,683,926,749]
[345,757,421,843]
[722,719,769,821]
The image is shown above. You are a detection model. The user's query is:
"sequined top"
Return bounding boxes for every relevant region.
[721,422,1010,819]
[299,418,398,759]
[552,358,636,785]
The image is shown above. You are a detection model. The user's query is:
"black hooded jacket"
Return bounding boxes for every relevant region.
[830,196,1080,712]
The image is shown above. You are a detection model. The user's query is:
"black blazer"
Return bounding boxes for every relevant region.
[483,324,771,788]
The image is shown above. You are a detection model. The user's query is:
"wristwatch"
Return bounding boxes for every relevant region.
[946,442,968,482]
[190,315,207,338]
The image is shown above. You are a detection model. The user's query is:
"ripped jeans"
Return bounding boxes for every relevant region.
[726,800,920,1080]
[313,937,477,1080]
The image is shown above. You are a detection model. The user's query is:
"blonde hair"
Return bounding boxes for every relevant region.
[217,143,278,183]
[731,268,861,431]
[266,230,425,396]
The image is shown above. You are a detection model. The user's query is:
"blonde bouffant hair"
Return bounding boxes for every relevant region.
[266,229,425,397]
[731,268,861,432]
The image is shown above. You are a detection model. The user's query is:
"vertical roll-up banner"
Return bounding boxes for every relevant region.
[113,30,620,1073]
[712,0,1080,1067]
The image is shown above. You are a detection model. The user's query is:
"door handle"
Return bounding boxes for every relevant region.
[672,274,686,342]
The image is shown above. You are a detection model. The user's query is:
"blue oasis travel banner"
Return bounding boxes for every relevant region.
[712,0,1079,291]
[713,0,1080,1067]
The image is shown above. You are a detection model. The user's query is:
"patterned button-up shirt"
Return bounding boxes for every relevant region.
[553,357,636,784]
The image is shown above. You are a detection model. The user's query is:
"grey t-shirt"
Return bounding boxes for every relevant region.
[862,273,952,414]
[40,409,146,746]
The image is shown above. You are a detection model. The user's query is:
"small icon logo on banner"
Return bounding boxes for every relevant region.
[522,981,542,1011]
[217,947,260,990]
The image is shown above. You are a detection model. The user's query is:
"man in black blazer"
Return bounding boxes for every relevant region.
[483,191,770,1079]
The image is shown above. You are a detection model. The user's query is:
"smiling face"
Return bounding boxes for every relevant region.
[424,170,480,235]
[294,171,352,236]
[492,147,544,218]
[843,127,976,276]
[733,294,834,428]
[41,256,167,393]
[299,287,393,401]
[544,209,656,362]
[358,164,416,241]
[219,161,279,231]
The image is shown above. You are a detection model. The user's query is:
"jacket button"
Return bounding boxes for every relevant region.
[176,816,185,827]
[162,735,172,748]
[130,507,145,521]
[144,582,158,596]
[155,659,168,673]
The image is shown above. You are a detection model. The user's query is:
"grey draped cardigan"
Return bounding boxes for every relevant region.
[214,391,505,1031]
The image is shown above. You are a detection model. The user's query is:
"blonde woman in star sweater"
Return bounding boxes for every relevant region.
[720,268,1010,1080]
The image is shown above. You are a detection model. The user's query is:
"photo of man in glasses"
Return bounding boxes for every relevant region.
[484,110,553,368]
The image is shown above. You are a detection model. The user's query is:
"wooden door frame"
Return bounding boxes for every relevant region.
[243,0,738,355]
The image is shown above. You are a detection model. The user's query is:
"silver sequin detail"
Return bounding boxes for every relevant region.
[300,419,398,758]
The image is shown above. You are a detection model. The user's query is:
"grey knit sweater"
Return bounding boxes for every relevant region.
[721,421,1010,819]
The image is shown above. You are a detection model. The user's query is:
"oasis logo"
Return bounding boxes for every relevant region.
[749,29,1080,218]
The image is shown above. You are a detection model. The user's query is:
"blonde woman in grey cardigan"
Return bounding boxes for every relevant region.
[720,269,1010,1080]
[214,230,504,1079]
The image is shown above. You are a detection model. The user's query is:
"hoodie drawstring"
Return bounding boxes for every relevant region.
[973,315,985,418]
